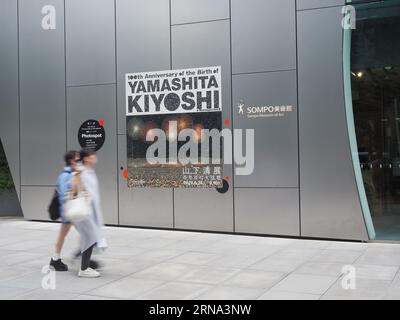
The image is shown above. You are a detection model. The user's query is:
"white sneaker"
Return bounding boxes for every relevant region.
[78,267,100,278]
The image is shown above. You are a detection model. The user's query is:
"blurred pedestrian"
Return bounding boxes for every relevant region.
[49,150,80,271]
[71,149,107,278]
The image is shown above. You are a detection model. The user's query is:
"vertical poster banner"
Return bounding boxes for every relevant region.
[125,66,223,188]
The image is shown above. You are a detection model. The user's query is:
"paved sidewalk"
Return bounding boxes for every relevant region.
[0,217,400,300]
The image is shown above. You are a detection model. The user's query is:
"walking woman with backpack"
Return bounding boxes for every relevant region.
[49,150,80,272]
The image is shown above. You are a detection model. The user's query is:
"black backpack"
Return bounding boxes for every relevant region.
[48,169,69,221]
[48,189,60,221]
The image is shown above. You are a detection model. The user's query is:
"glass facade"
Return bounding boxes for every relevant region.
[351,0,400,240]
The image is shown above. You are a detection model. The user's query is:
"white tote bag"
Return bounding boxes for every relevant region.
[64,180,91,224]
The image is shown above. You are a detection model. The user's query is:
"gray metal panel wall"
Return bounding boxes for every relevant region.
[4,0,370,241]
[174,187,234,232]
[231,0,296,74]
[172,20,232,136]
[0,191,22,217]
[118,135,174,228]
[297,0,344,10]
[21,186,54,220]
[0,0,20,198]
[116,0,170,134]
[231,0,299,236]
[116,0,173,228]
[232,71,298,188]
[66,85,118,224]
[235,189,299,236]
[65,0,115,86]
[297,6,368,240]
[172,20,233,232]
[171,0,230,25]
[19,0,66,188]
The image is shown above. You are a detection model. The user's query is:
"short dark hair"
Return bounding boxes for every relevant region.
[80,148,96,163]
[64,150,79,166]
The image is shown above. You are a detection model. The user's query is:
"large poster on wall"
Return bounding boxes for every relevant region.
[125,66,223,188]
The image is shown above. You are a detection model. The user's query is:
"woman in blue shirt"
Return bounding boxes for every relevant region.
[49,150,80,272]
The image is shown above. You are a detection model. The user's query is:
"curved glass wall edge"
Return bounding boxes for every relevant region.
[345,0,400,240]
[344,26,376,240]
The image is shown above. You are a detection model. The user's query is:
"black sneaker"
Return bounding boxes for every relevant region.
[89,260,101,270]
[49,258,68,272]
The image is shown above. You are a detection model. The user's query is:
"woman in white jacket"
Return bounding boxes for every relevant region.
[72,149,107,278]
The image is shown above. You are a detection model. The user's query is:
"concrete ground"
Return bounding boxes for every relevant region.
[1,217,400,300]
